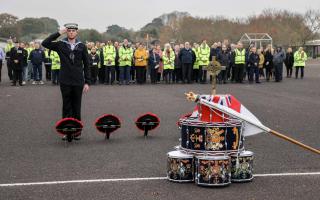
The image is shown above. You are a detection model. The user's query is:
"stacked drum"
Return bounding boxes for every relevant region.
[167,101,255,187]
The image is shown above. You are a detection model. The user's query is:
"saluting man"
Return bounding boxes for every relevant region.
[42,23,90,140]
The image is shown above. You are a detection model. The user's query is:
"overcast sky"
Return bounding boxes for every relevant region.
[0,0,319,32]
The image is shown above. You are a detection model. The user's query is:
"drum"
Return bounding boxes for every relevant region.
[195,155,231,186]
[180,118,244,153]
[230,151,254,182]
[167,151,194,182]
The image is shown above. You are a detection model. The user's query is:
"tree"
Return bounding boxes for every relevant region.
[301,9,320,44]
[18,18,45,35]
[106,24,126,35]
[78,29,102,42]
[39,17,59,33]
[0,13,18,28]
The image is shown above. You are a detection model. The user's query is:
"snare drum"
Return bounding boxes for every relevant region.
[167,151,194,182]
[230,151,254,182]
[195,155,231,186]
[180,119,244,153]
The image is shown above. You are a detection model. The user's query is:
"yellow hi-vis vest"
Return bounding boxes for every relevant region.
[103,45,116,66]
[235,49,246,64]
[162,50,175,70]
[192,47,200,69]
[293,51,307,67]
[50,51,60,70]
[119,46,133,66]
[198,44,210,66]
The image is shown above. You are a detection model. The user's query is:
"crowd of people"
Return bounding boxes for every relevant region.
[0,38,308,86]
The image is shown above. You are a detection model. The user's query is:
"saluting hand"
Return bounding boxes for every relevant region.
[83,84,90,93]
[59,28,67,35]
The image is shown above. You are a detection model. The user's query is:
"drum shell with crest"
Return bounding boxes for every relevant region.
[167,151,195,182]
[195,155,231,186]
[230,150,254,182]
[179,118,244,154]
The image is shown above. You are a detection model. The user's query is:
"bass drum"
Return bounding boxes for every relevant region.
[230,150,254,182]
[167,151,194,182]
[195,155,231,186]
[180,119,244,154]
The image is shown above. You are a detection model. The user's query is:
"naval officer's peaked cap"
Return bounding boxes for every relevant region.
[64,23,78,30]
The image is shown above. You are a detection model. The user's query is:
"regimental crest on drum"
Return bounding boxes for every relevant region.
[205,127,225,150]
[167,156,194,182]
[231,152,254,182]
[189,128,204,150]
[196,157,231,186]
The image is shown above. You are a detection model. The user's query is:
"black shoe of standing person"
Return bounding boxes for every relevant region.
[11,82,16,86]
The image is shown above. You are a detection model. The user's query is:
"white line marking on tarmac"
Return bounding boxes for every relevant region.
[0,172,319,187]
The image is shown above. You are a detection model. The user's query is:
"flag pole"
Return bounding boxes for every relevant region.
[185,92,320,155]
[268,129,320,155]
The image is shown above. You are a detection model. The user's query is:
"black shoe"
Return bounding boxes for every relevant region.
[256,81,261,84]
[11,83,16,86]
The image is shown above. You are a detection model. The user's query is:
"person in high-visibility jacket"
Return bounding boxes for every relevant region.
[162,43,175,84]
[26,42,35,81]
[102,40,116,85]
[44,48,52,82]
[134,43,148,84]
[192,43,200,83]
[119,39,133,85]
[233,42,246,83]
[5,39,14,81]
[198,40,210,84]
[49,50,60,85]
[294,47,307,79]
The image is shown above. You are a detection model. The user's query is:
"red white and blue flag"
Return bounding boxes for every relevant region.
[191,94,267,136]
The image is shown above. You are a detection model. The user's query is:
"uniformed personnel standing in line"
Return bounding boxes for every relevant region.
[42,23,90,140]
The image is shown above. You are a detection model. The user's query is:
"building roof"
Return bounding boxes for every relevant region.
[305,40,320,46]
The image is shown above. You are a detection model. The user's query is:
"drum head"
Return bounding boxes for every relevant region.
[196,155,229,161]
[231,150,254,157]
[135,113,160,131]
[95,114,121,134]
[167,150,193,158]
[55,118,83,135]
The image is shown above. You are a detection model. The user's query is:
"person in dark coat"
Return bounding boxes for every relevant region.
[10,41,25,86]
[29,42,46,84]
[19,42,28,85]
[179,42,195,84]
[148,47,161,84]
[42,23,90,140]
[217,44,231,84]
[273,46,286,82]
[114,41,120,82]
[229,44,236,82]
[284,47,294,78]
[88,47,100,84]
[264,45,274,81]
[247,47,261,84]
[173,45,182,83]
